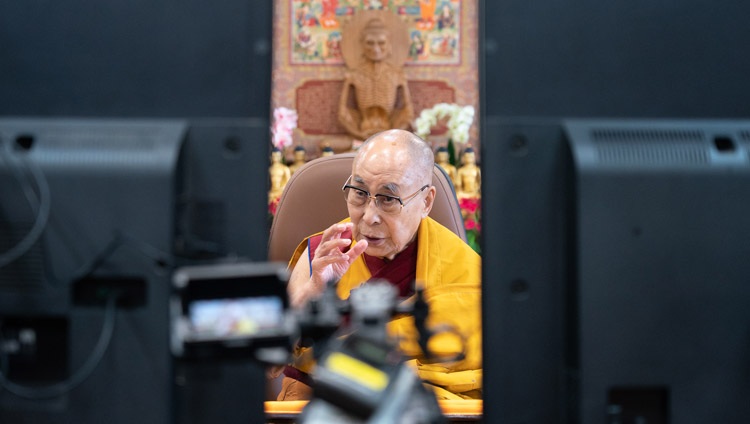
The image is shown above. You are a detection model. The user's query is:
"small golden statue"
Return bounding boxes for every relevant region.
[320,144,335,157]
[435,146,459,189]
[338,10,414,141]
[289,145,307,175]
[268,147,291,202]
[456,147,481,198]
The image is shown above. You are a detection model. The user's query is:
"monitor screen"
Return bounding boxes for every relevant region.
[482,117,750,424]
[187,296,284,341]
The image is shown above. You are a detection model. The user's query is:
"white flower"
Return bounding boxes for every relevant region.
[413,103,474,144]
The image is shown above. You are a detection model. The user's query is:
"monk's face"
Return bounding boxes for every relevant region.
[362,30,390,62]
[347,132,435,260]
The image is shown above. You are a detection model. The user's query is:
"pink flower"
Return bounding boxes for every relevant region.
[268,196,280,216]
[272,107,298,150]
[459,197,479,214]
[465,218,478,231]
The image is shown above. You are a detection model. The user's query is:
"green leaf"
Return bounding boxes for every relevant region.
[466,230,481,254]
[447,138,457,167]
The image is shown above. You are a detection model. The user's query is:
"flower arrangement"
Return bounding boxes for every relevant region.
[271,107,298,151]
[414,103,475,145]
[459,196,481,254]
[416,103,480,254]
[414,103,474,167]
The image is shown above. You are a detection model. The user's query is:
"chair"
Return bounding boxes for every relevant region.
[268,152,466,263]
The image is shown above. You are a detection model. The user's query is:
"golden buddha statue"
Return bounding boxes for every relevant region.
[435,146,459,189]
[456,147,481,198]
[268,148,291,202]
[320,144,335,157]
[338,11,413,141]
[289,145,307,175]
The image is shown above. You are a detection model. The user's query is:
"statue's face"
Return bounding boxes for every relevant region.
[362,30,390,62]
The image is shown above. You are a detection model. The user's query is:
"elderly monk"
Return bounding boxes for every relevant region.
[277,129,481,401]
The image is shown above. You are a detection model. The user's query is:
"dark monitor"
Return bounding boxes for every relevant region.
[0,1,272,118]
[0,117,270,423]
[481,1,750,118]
[482,117,750,424]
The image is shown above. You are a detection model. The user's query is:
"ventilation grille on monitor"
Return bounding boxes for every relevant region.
[26,125,171,167]
[591,128,709,165]
[39,128,158,149]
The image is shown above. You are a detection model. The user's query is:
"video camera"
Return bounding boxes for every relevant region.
[170,261,465,423]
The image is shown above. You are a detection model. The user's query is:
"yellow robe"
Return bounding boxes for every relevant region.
[289,217,482,399]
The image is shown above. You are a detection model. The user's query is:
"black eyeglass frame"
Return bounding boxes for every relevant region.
[341,175,430,213]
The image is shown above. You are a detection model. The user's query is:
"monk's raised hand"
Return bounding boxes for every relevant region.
[310,222,368,289]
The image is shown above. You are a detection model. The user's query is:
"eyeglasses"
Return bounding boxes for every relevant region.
[342,176,429,214]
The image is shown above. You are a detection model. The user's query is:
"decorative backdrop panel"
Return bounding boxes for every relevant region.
[272,0,479,158]
[290,0,462,65]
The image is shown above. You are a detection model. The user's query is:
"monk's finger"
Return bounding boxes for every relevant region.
[316,237,352,256]
[346,239,368,262]
[320,222,353,243]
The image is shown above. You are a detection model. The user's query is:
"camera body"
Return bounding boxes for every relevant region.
[170,261,295,361]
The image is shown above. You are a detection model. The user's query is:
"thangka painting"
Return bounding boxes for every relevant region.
[291,0,461,65]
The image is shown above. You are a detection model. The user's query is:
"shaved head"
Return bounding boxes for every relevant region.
[355,129,433,186]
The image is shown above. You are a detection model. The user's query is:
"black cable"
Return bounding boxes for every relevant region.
[0,136,51,269]
[0,292,120,399]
